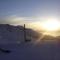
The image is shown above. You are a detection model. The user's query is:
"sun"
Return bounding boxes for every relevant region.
[41,18,60,31]
[28,17,60,36]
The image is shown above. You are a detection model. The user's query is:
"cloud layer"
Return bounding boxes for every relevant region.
[0,15,40,26]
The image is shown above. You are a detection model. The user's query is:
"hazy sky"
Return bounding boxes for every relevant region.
[0,0,60,25]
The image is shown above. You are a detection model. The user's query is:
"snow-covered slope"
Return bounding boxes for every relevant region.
[0,24,25,44]
[0,24,40,44]
[0,42,60,60]
[0,24,60,60]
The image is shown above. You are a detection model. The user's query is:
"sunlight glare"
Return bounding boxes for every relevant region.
[41,18,60,31]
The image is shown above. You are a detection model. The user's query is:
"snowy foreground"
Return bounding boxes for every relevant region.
[0,41,60,60]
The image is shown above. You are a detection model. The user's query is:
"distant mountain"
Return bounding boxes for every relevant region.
[41,35,55,41]
[0,24,41,44]
[0,24,60,44]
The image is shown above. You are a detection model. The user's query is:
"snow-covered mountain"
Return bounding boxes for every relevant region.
[0,24,40,44]
[0,24,24,44]
[0,24,60,44]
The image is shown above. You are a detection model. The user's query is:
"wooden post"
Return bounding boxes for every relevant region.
[24,24,26,42]
[24,24,31,42]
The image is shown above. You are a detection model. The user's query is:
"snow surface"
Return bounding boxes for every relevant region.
[0,42,60,60]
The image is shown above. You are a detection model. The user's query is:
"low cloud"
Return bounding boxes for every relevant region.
[0,15,39,25]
